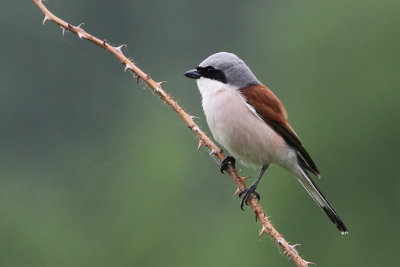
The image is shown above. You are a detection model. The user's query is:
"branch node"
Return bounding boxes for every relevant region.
[254,209,263,222]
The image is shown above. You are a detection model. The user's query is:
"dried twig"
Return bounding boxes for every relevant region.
[32,1,311,266]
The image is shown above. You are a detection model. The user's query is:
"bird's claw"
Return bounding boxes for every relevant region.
[238,185,260,210]
[220,156,236,173]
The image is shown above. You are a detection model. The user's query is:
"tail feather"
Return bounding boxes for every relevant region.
[297,166,348,234]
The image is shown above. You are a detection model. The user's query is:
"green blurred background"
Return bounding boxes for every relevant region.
[0,0,398,266]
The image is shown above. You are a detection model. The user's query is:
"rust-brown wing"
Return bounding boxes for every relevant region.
[239,84,320,176]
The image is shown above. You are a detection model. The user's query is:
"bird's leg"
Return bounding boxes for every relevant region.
[239,164,269,210]
[220,156,236,173]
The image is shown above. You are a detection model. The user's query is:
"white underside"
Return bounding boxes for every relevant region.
[197,78,299,172]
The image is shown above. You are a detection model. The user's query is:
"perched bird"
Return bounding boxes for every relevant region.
[184,52,348,234]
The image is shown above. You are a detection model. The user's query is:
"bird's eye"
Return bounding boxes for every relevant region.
[205,66,215,73]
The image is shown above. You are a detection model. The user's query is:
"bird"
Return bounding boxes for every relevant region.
[184,52,348,234]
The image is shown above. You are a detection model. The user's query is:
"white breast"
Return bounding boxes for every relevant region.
[197,78,297,169]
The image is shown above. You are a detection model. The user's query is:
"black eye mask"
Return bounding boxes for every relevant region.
[196,66,227,83]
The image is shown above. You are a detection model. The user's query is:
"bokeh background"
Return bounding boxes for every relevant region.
[0,0,398,266]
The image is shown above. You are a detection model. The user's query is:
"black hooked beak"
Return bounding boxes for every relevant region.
[184,69,202,79]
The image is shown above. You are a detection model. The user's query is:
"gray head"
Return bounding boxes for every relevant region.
[184,52,260,88]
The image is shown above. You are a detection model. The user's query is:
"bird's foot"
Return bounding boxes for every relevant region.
[238,185,260,210]
[220,156,236,173]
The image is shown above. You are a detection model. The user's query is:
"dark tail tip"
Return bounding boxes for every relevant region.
[322,207,349,234]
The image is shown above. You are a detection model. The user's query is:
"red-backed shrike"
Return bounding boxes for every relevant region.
[184,52,348,234]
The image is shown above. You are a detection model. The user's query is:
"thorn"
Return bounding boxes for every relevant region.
[157,81,167,87]
[192,127,200,133]
[233,187,240,199]
[77,32,85,39]
[42,15,50,25]
[60,26,66,36]
[136,74,141,84]
[258,226,267,238]
[209,149,217,156]
[197,140,205,151]
[103,39,108,47]
[154,87,161,93]
[277,238,285,247]
[65,23,86,39]
[240,176,251,182]
[114,44,127,55]
[190,115,200,120]
[124,63,132,72]
[289,244,300,255]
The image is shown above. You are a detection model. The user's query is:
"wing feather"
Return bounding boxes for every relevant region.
[239,84,320,176]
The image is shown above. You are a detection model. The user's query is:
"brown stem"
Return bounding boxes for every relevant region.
[32,1,311,266]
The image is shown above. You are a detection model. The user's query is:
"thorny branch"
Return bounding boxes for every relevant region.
[32,0,312,266]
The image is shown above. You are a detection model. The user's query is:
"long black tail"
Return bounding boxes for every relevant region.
[296,166,348,234]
